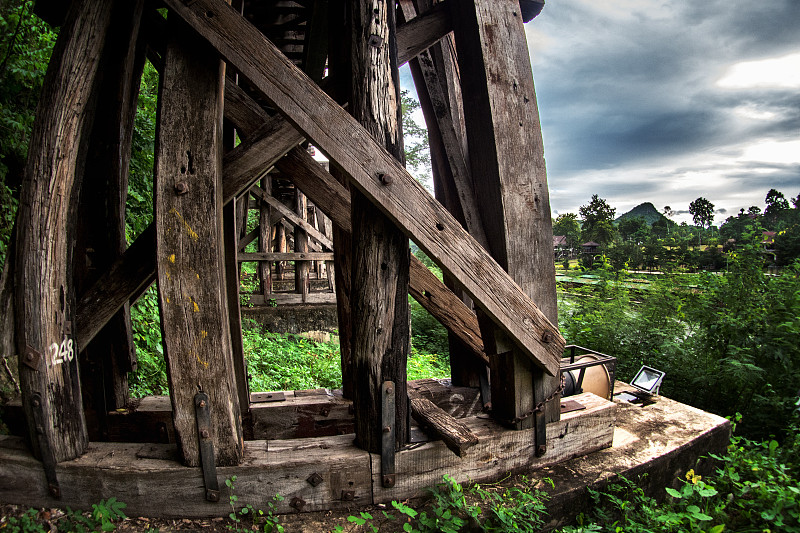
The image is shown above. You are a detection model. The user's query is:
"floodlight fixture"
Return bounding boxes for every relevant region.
[630,365,665,396]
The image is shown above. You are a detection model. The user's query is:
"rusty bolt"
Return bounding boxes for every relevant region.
[174,181,189,195]
[536,444,547,457]
[290,496,306,511]
[49,484,61,499]
[200,429,210,439]
[206,489,220,502]
[198,400,207,408]
[379,173,393,185]
[31,397,41,408]
[383,425,391,433]
[341,489,355,501]
[307,472,324,487]
[385,386,394,395]
[541,332,553,344]
[26,353,34,361]
[382,474,395,488]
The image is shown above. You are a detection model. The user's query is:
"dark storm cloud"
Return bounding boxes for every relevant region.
[527,0,800,219]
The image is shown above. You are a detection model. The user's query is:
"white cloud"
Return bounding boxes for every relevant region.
[717,52,800,89]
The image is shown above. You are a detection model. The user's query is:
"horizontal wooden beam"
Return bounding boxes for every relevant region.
[0,392,614,516]
[396,0,451,66]
[247,292,337,306]
[410,397,478,457]
[163,0,563,376]
[239,252,334,262]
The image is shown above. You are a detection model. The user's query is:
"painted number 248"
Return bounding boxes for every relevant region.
[49,337,74,366]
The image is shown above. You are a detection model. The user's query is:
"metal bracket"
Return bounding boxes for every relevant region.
[22,346,41,371]
[560,399,586,415]
[306,472,323,487]
[381,381,396,488]
[195,392,220,502]
[30,393,60,498]
[251,391,286,403]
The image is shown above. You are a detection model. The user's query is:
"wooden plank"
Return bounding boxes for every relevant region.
[0,434,372,516]
[223,200,250,414]
[258,177,273,296]
[250,185,334,249]
[247,292,337,306]
[14,0,116,463]
[396,0,452,66]
[294,189,310,300]
[160,0,564,377]
[410,397,478,457]
[154,15,242,466]
[451,0,562,429]
[239,252,334,262]
[371,393,616,502]
[74,0,146,440]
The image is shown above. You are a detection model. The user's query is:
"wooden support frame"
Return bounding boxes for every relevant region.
[153,14,242,466]
[14,0,116,464]
[0,392,615,516]
[161,0,564,377]
[450,0,562,432]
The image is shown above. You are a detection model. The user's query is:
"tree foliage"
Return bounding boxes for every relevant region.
[553,213,581,251]
[579,194,616,245]
[0,0,56,266]
[689,197,714,229]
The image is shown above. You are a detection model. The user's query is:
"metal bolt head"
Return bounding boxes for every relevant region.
[341,489,355,501]
[536,444,547,457]
[174,181,189,195]
[206,489,220,502]
[379,173,393,185]
[385,386,394,395]
[290,496,306,511]
[200,429,210,439]
[31,397,41,408]
[26,353,34,361]
[382,474,396,488]
[307,472,324,487]
[198,400,207,408]
[541,332,553,344]
[383,425,391,433]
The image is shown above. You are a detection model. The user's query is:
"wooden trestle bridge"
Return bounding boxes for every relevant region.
[0,0,616,516]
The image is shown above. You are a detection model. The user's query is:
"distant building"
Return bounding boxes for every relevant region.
[553,235,568,258]
[582,241,600,254]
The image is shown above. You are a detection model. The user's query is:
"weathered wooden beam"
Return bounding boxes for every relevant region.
[250,185,334,249]
[223,199,250,414]
[346,0,411,455]
[257,177,273,296]
[74,0,146,440]
[396,0,451,66]
[410,397,478,457]
[161,0,564,377]
[248,292,337,306]
[451,0,561,432]
[239,252,334,262]
[154,15,242,466]
[14,0,116,464]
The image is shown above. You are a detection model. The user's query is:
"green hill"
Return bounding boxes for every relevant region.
[615,202,673,226]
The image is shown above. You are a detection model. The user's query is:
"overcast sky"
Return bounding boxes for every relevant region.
[401,1,799,226]
[526,0,800,225]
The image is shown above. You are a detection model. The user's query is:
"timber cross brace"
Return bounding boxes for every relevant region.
[0,0,617,516]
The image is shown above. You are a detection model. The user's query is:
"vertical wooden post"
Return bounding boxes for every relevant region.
[154,15,243,466]
[451,0,560,429]
[275,221,287,281]
[15,0,115,464]
[258,177,272,297]
[349,0,410,453]
[294,189,309,301]
[402,0,488,388]
[75,0,145,440]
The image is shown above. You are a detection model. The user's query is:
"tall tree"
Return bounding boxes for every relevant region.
[764,188,789,223]
[553,212,581,252]
[579,194,616,245]
[689,197,714,229]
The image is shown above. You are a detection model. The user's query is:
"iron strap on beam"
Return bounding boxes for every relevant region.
[30,393,60,498]
[381,381,396,488]
[194,392,220,502]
